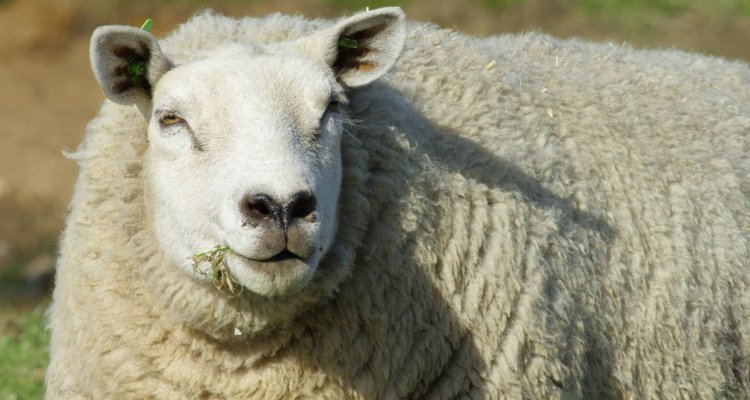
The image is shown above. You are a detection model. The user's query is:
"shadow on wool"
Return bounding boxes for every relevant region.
[398,84,620,397]
[393,84,622,396]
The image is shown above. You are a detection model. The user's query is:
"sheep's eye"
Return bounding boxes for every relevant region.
[159,113,184,126]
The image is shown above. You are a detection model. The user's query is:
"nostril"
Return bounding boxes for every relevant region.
[285,192,317,221]
[247,201,270,218]
[241,194,279,225]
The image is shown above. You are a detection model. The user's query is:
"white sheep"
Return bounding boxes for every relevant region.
[46,7,750,399]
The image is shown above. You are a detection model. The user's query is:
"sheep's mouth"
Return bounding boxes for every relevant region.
[235,249,304,264]
[262,250,299,262]
[228,249,310,276]
[224,248,314,296]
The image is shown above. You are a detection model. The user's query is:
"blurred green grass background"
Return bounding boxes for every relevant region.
[1,0,749,398]
[0,305,47,400]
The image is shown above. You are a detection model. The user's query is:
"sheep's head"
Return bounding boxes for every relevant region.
[89,9,406,297]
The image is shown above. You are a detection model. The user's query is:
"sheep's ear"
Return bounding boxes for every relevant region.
[301,7,407,88]
[89,25,171,109]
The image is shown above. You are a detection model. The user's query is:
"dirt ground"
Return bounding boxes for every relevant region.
[1,0,749,297]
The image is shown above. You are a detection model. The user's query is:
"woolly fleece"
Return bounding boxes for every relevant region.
[46,10,750,399]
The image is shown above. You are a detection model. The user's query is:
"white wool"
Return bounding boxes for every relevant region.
[47,9,750,399]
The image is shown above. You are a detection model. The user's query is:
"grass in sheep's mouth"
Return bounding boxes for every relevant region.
[189,245,243,296]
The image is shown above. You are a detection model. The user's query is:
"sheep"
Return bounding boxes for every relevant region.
[45,6,750,399]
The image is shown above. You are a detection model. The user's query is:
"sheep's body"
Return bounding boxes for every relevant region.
[47,11,750,399]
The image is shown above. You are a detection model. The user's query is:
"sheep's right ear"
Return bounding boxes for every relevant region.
[299,7,407,88]
[90,26,171,110]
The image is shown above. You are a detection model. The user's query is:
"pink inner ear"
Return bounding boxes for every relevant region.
[333,22,388,75]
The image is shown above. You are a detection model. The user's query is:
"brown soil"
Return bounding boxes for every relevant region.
[1,0,748,289]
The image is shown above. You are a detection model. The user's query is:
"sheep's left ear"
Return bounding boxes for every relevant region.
[300,7,407,88]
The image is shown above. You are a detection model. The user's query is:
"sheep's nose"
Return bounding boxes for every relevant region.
[241,192,315,228]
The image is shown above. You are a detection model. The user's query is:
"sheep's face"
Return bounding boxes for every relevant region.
[90,8,406,296]
[146,51,344,296]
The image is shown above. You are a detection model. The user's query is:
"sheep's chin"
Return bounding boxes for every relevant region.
[225,252,315,297]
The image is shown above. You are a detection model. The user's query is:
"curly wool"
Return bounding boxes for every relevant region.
[47,11,750,399]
